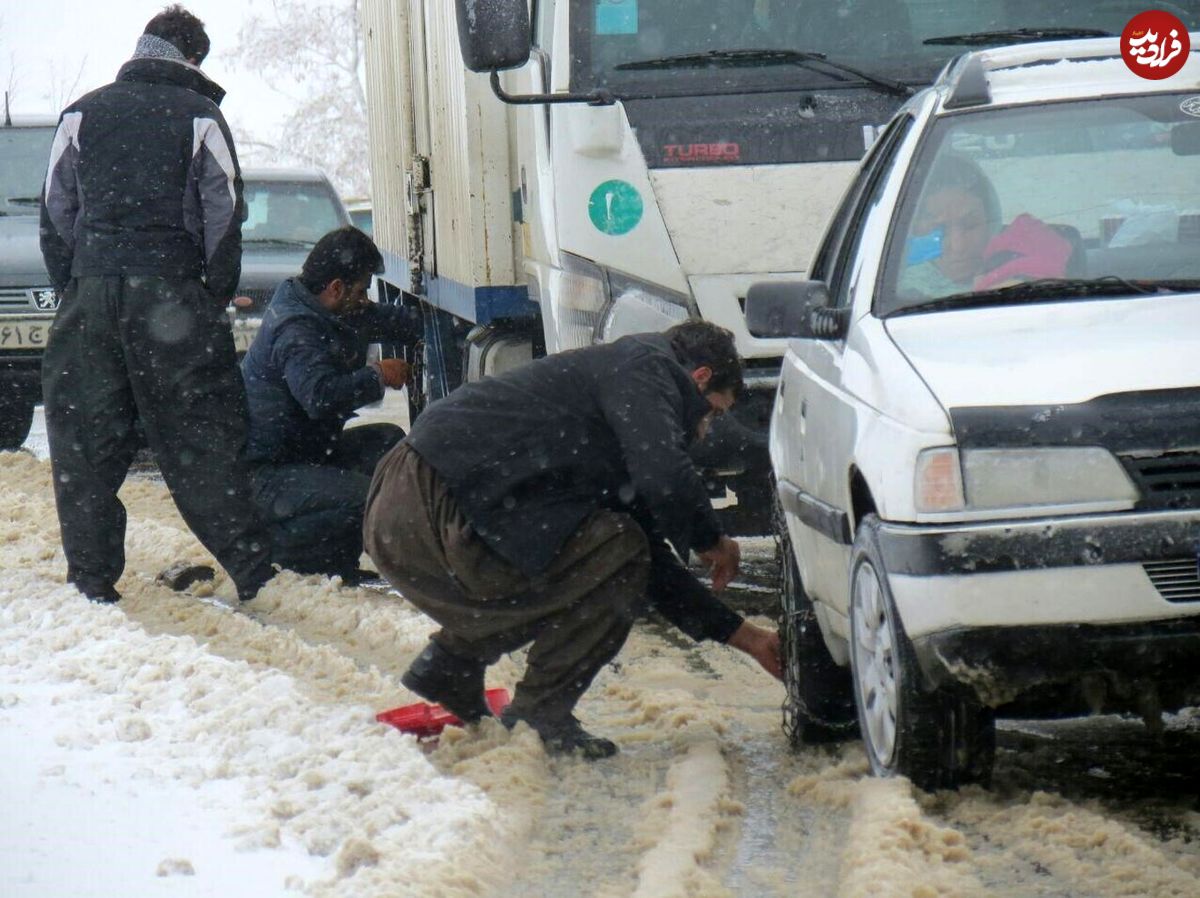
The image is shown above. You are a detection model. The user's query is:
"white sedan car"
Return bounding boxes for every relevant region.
[747,38,1200,790]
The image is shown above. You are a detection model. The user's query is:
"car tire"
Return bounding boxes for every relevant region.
[0,388,35,450]
[776,498,859,746]
[848,514,995,790]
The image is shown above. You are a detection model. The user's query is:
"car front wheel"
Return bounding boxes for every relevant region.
[848,514,995,790]
[777,498,858,747]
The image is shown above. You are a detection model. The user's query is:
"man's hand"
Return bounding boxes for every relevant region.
[727,621,783,680]
[698,535,740,592]
[375,358,410,389]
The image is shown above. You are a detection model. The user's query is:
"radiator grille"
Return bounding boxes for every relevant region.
[1143,558,1200,603]
[0,291,33,311]
[1122,452,1200,509]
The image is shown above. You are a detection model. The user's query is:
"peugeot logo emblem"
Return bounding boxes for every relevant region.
[28,289,60,311]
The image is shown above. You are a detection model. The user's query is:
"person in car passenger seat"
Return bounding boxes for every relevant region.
[39,4,275,604]
[899,153,1073,298]
[240,226,421,585]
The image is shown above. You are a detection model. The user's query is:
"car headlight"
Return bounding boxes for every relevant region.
[550,254,693,351]
[915,446,1140,514]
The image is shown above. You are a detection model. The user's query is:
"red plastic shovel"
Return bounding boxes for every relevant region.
[376,688,511,738]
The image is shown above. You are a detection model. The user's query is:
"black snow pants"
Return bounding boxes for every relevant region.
[250,422,404,578]
[42,276,274,600]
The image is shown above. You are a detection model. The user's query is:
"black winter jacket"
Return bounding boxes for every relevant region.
[407,333,725,575]
[40,57,244,299]
[242,278,421,466]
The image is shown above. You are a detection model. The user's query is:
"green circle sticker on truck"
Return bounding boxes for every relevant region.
[588,180,643,236]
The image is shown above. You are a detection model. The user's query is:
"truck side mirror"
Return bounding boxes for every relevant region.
[744,281,848,340]
[455,0,531,73]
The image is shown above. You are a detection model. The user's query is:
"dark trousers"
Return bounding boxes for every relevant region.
[42,276,274,599]
[363,443,651,719]
[251,423,403,577]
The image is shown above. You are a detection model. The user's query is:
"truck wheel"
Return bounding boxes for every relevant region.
[777,499,858,747]
[848,515,995,790]
[0,390,35,450]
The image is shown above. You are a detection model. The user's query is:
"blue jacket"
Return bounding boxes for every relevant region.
[242,277,420,465]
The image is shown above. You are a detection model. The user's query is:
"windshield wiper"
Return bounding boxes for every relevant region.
[924,27,1112,46]
[885,276,1178,317]
[615,48,913,98]
[243,237,313,248]
[6,196,41,205]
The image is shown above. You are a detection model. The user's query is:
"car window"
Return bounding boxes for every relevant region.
[880,93,1200,315]
[242,180,345,246]
[812,115,910,283]
[825,114,916,309]
[0,127,55,217]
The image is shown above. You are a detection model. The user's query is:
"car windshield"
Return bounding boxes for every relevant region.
[571,0,1200,94]
[878,93,1200,316]
[242,180,344,246]
[0,126,56,216]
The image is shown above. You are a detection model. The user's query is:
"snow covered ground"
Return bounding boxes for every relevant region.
[4,407,1200,897]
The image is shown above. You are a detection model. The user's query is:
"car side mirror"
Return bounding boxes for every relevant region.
[455,0,531,73]
[744,281,848,340]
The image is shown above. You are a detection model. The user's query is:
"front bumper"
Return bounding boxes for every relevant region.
[913,617,1200,710]
[877,509,1200,706]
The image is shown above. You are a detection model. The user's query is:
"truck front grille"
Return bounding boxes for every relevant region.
[1143,558,1200,603]
[1122,452,1200,509]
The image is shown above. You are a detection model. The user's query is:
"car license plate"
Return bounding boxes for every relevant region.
[0,318,52,350]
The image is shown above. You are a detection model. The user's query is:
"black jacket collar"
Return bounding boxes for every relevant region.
[116,57,226,106]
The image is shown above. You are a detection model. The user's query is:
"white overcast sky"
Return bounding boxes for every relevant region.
[1,0,285,137]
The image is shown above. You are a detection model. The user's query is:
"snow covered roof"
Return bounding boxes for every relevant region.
[241,166,335,183]
[936,36,1200,112]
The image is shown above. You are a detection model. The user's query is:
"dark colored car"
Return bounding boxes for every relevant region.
[229,168,353,352]
[0,116,59,449]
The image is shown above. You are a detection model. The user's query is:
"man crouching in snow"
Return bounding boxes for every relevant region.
[363,321,782,759]
[240,227,421,583]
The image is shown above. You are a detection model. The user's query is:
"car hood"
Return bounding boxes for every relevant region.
[0,216,50,287]
[884,294,1200,409]
[647,163,854,276]
[236,245,309,290]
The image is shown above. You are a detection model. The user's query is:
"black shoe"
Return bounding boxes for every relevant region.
[82,585,121,604]
[337,567,385,587]
[156,562,216,592]
[500,709,618,760]
[401,640,491,724]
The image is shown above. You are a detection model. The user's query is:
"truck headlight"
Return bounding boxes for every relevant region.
[550,254,693,351]
[915,446,1140,514]
[551,255,609,352]
[598,271,691,343]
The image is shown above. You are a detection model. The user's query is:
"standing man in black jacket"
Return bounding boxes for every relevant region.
[38,6,273,603]
[364,321,782,759]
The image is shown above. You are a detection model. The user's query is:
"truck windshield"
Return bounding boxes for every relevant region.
[879,94,1200,317]
[572,1,1200,94]
[0,127,56,217]
[242,181,345,247]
